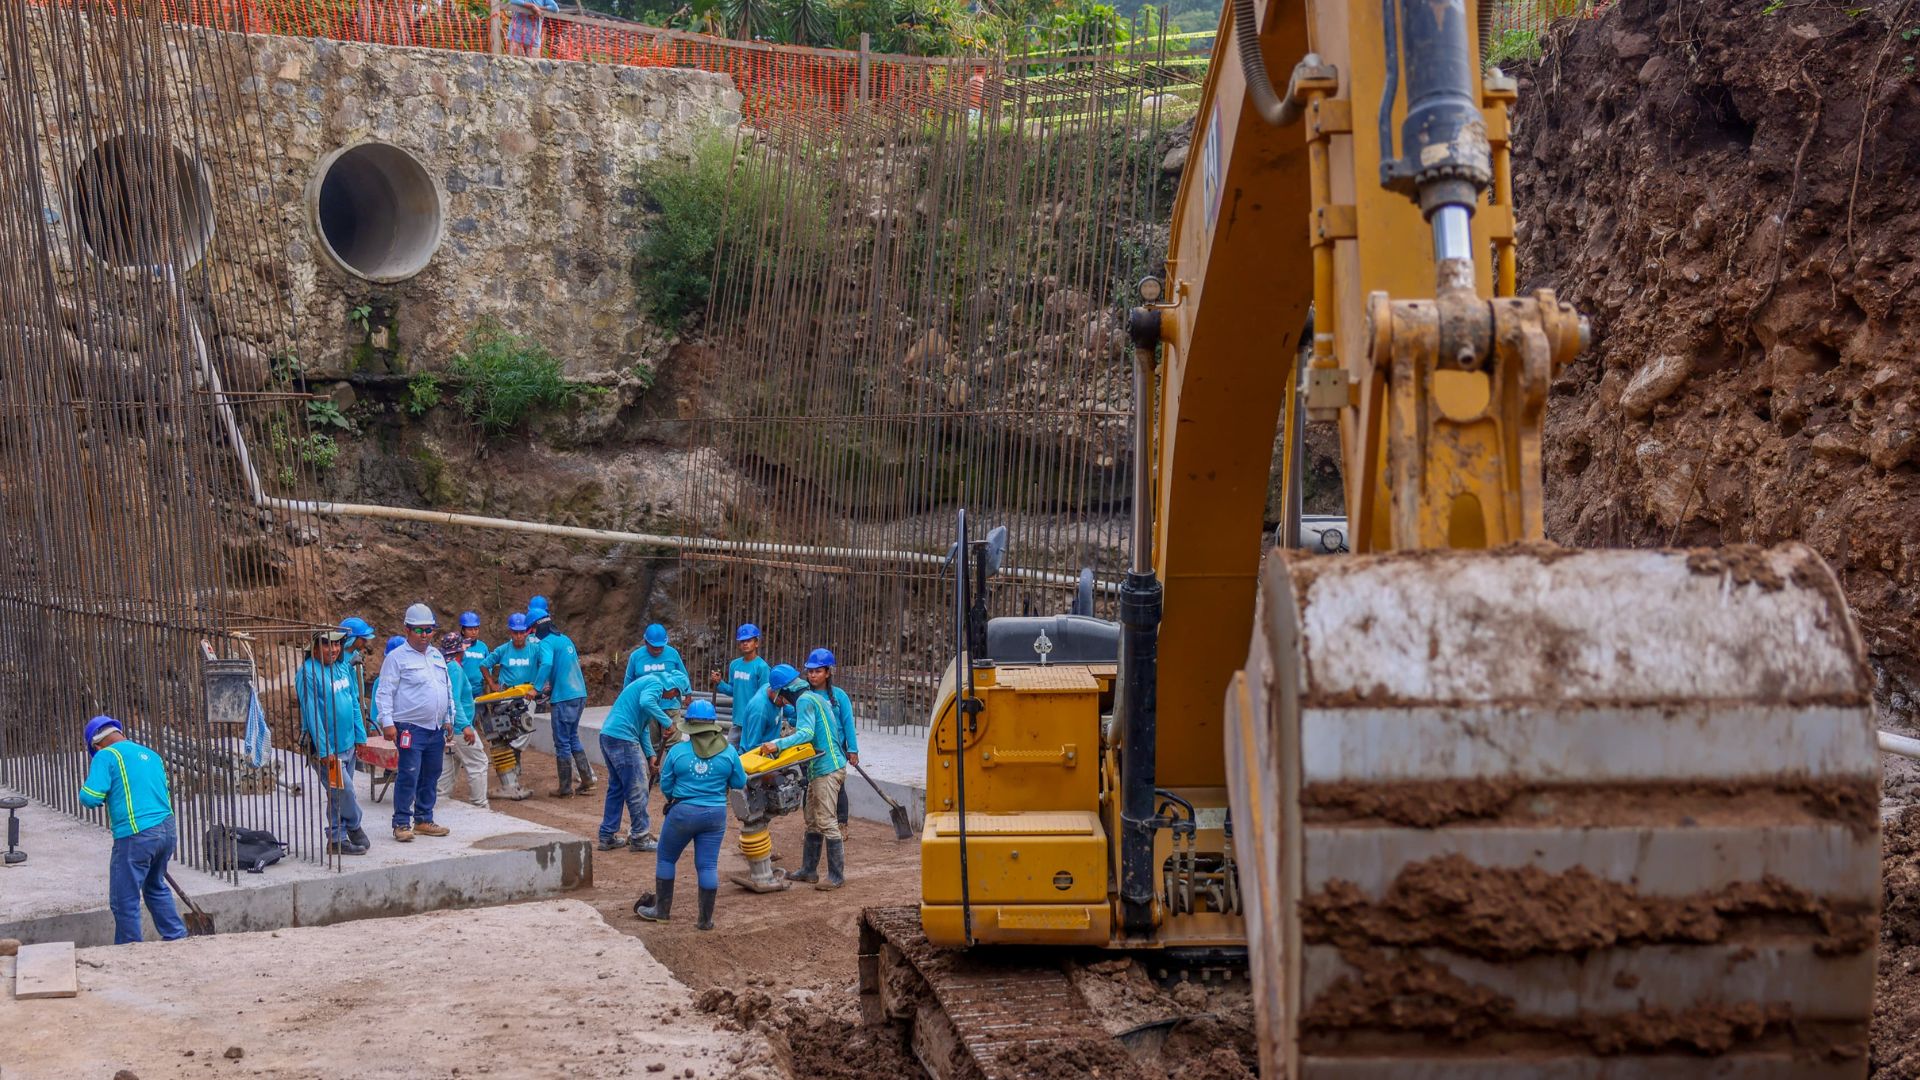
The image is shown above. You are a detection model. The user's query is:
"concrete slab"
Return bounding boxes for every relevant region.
[12,940,76,998]
[0,779,590,948]
[0,900,775,1080]
[529,703,930,831]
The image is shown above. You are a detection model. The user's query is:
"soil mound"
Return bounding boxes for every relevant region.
[1515,0,1920,754]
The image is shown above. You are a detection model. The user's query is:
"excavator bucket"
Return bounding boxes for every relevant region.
[1227,542,1879,1079]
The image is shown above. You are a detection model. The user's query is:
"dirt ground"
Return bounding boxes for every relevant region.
[491,748,932,1078]
[0,899,773,1080]
[491,749,1258,1080]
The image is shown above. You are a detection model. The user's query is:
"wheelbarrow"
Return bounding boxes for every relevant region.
[356,736,399,804]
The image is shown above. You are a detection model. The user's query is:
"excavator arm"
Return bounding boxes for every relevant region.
[866,3,1880,1077]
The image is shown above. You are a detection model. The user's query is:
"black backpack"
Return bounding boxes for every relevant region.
[205,825,287,874]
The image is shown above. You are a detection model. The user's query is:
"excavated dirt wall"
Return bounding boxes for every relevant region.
[1515,0,1920,751]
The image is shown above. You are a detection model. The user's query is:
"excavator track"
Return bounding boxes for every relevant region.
[859,906,1115,1080]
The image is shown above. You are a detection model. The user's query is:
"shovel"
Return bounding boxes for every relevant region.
[849,758,914,840]
[165,870,216,937]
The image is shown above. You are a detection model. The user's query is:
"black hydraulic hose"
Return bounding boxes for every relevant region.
[1232,0,1303,126]
[1378,0,1400,163]
[952,509,974,946]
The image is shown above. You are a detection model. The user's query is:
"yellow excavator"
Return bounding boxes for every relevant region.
[860,0,1881,1076]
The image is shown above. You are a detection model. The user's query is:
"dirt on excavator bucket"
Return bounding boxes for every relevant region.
[1227,541,1880,1079]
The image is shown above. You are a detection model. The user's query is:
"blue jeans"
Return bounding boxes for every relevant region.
[109,816,188,944]
[656,803,727,890]
[599,734,650,843]
[551,698,586,758]
[392,724,446,829]
[315,754,362,841]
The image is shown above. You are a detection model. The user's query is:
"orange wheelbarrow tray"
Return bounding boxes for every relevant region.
[355,736,399,803]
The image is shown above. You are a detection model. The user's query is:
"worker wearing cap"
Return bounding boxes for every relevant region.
[757,664,847,890]
[623,622,687,688]
[457,611,489,690]
[804,648,860,828]
[377,603,456,842]
[298,629,373,855]
[636,700,747,931]
[598,670,683,853]
[530,608,595,798]
[79,715,189,944]
[736,663,797,750]
[437,631,490,808]
[479,613,544,693]
[710,623,770,706]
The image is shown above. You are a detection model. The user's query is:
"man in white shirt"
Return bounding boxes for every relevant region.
[378,603,456,842]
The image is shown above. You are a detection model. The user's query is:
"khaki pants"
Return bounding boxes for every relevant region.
[804,768,846,841]
[438,729,491,807]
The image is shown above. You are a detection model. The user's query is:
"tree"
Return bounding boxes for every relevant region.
[777,0,838,46]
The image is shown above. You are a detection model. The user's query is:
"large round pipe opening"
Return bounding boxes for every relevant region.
[310,142,443,283]
[71,135,215,272]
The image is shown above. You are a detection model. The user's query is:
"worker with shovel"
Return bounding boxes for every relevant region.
[757,664,848,890]
[803,648,859,830]
[78,715,189,944]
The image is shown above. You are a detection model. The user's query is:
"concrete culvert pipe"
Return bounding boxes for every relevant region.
[310,142,443,283]
[71,134,215,271]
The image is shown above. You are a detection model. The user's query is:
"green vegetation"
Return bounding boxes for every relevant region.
[448,320,598,437]
[404,373,442,416]
[581,0,1145,55]
[1485,27,1542,65]
[348,304,373,335]
[306,398,357,434]
[265,412,341,485]
[632,135,826,331]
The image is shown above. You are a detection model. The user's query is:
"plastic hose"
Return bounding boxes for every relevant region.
[1233,0,1303,126]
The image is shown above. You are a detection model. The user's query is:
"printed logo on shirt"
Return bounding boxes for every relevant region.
[693,760,710,775]
[332,677,352,693]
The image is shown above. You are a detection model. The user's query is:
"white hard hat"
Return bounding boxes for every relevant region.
[403,603,437,628]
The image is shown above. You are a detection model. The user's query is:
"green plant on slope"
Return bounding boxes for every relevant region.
[1485,27,1542,65]
[405,373,442,416]
[307,398,357,433]
[448,320,588,437]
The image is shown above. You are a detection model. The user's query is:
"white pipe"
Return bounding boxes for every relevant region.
[1880,730,1920,761]
[189,322,1117,594]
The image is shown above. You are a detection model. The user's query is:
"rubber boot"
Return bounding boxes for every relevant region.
[696,887,717,931]
[572,752,596,794]
[786,833,823,884]
[636,876,675,922]
[816,838,846,891]
[547,752,574,798]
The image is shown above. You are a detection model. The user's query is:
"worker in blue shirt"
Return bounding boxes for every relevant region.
[757,662,847,891]
[457,610,488,689]
[531,610,595,797]
[298,629,373,855]
[636,700,746,931]
[78,715,189,944]
[804,648,860,828]
[437,632,491,808]
[599,670,683,853]
[366,636,407,729]
[709,623,771,705]
[479,614,544,692]
[339,616,378,717]
[624,622,687,688]
[735,663,797,750]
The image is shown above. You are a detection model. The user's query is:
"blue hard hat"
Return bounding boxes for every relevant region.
[805,647,836,670]
[384,636,407,655]
[735,622,761,642]
[507,613,530,633]
[768,663,798,690]
[644,623,668,648]
[527,595,549,616]
[339,617,375,640]
[84,715,122,757]
[686,699,718,721]
[459,611,481,628]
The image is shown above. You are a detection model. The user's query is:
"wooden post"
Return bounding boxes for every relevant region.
[858,32,870,108]
[489,0,504,53]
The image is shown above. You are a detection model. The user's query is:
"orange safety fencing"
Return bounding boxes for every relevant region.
[41,0,1608,117]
